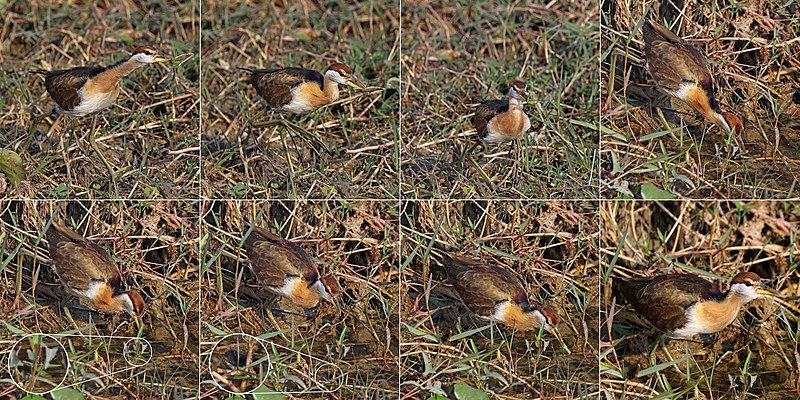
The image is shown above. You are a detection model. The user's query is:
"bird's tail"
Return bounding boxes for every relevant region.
[236,67,255,73]
[31,69,49,76]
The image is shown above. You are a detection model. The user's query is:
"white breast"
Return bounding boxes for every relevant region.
[68,86,119,116]
[281,86,317,114]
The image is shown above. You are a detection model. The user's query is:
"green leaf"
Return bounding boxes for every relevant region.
[637,355,690,377]
[639,182,675,200]
[21,395,48,400]
[50,388,84,400]
[252,384,286,399]
[428,396,450,400]
[453,382,489,400]
[0,149,25,185]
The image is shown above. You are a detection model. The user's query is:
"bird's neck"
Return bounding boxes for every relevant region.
[93,286,132,313]
[109,58,146,77]
[693,290,750,325]
[496,302,541,331]
[508,94,524,111]
[322,78,340,102]
[93,59,145,89]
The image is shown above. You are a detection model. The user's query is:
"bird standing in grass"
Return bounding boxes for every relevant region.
[441,253,567,350]
[463,79,531,186]
[46,223,145,322]
[243,223,341,310]
[616,271,775,338]
[238,63,365,155]
[642,20,743,135]
[34,45,168,190]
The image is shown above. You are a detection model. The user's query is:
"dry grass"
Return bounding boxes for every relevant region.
[601,0,800,198]
[0,1,199,199]
[601,201,800,399]
[199,200,399,398]
[400,200,599,398]
[201,1,399,200]
[400,0,599,199]
[0,200,201,398]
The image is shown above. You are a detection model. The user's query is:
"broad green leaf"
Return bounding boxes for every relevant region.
[453,382,489,400]
[640,182,674,200]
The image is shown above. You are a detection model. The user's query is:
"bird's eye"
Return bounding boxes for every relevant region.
[145,50,153,55]
[744,281,753,286]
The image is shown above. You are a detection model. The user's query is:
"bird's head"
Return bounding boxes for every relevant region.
[131,46,167,64]
[326,63,365,89]
[533,305,570,353]
[313,274,342,304]
[510,79,528,99]
[729,272,776,301]
[121,290,146,316]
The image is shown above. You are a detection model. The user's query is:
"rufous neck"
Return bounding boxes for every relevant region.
[323,78,340,102]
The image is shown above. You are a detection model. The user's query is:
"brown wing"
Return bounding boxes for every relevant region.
[46,223,121,293]
[42,66,106,112]
[472,100,508,139]
[442,254,529,316]
[616,274,722,332]
[248,68,324,109]
[643,20,713,95]
[243,225,318,288]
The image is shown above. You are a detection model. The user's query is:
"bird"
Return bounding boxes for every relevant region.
[471,79,531,147]
[239,63,364,114]
[441,253,562,338]
[46,223,145,319]
[33,45,168,189]
[642,19,743,135]
[238,63,365,157]
[242,223,341,310]
[461,79,531,186]
[615,271,776,338]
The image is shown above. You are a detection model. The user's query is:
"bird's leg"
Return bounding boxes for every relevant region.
[87,114,118,195]
[251,118,330,157]
[467,151,497,191]
[459,141,480,166]
[278,131,298,196]
[648,333,665,366]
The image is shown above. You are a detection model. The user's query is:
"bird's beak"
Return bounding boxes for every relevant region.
[346,79,366,90]
[548,325,571,354]
[154,55,169,63]
[757,284,781,297]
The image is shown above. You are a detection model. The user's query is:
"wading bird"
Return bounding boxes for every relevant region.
[243,223,341,310]
[46,223,144,321]
[34,46,168,189]
[616,271,775,338]
[463,79,531,186]
[442,253,567,350]
[238,63,365,155]
[642,20,743,135]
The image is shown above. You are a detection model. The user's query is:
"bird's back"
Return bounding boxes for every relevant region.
[472,99,509,139]
[248,67,324,109]
[243,225,318,289]
[442,254,529,316]
[46,223,121,294]
[616,274,722,333]
[42,66,107,112]
[642,20,712,94]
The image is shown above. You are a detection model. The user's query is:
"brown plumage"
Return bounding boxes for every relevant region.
[46,223,144,316]
[243,223,340,309]
[642,20,743,134]
[34,45,166,117]
[240,63,363,114]
[442,253,559,333]
[616,272,771,338]
[472,79,531,145]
